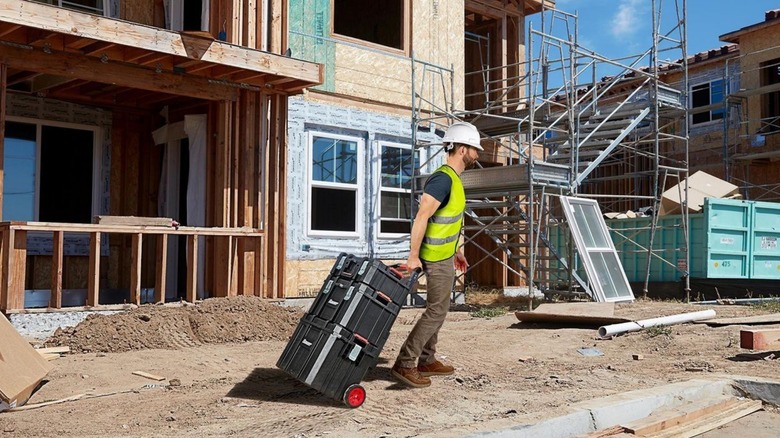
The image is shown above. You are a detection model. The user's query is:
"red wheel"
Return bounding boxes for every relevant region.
[343,384,366,408]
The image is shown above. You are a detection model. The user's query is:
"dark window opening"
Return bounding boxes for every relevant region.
[464,11,500,111]
[691,81,725,125]
[333,0,403,50]
[311,187,356,232]
[176,139,190,300]
[39,126,94,223]
[761,58,780,133]
[183,0,203,31]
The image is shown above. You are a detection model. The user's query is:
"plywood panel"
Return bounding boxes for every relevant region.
[121,0,157,26]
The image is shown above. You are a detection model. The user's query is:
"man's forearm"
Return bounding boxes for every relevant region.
[408,216,427,257]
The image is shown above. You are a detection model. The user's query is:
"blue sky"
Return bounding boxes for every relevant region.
[530,1,777,62]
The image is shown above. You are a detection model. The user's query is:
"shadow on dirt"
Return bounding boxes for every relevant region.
[227,363,409,406]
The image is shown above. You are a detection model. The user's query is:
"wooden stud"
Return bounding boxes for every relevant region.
[155,235,168,303]
[2,229,26,311]
[186,234,198,303]
[87,232,100,307]
[50,230,64,309]
[130,233,142,305]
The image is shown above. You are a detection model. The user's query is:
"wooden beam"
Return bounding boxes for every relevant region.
[130,233,142,305]
[741,328,780,350]
[87,231,100,306]
[0,44,238,101]
[0,0,321,85]
[50,230,63,309]
[155,235,168,303]
[623,397,740,435]
[185,234,198,303]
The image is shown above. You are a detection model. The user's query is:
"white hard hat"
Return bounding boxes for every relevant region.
[442,122,484,151]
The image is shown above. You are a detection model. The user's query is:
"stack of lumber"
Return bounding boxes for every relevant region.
[584,396,763,437]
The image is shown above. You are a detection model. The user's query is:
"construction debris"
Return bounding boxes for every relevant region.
[598,310,716,338]
[658,171,741,215]
[132,371,165,381]
[515,302,630,327]
[0,316,52,412]
[740,328,780,350]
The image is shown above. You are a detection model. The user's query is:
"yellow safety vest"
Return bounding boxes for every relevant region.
[420,165,465,262]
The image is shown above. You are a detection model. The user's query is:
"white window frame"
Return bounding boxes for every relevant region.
[560,196,634,303]
[690,79,726,126]
[307,131,364,238]
[5,116,102,223]
[377,141,418,239]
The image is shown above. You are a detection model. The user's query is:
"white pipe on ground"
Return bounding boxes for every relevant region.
[598,309,716,339]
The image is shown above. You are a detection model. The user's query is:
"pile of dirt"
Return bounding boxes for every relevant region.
[44,296,305,354]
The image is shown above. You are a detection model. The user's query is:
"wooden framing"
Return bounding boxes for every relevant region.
[0,222,263,312]
[0,0,321,88]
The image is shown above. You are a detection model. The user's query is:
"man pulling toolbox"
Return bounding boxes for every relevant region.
[276,253,420,408]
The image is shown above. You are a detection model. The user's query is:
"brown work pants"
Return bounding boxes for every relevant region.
[395,256,454,368]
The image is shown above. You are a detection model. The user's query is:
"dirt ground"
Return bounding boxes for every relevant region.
[3,297,780,437]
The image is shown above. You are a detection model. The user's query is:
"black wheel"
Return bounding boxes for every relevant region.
[343,384,366,408]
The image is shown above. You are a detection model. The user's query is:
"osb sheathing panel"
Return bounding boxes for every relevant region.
[730,25,780,137]
[122,0,157,26]
[331,1,465,109]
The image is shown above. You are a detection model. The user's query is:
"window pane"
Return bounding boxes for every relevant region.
[311,187,356,231]
[39,126,94,223]
[572,203,609,248]
[691,84,709,108]
[380,191,411,219]
[381,146,418,189]
[2,123,37,221]
[589,251,633,300]
[381,219,411,234]
[312,136,358,184]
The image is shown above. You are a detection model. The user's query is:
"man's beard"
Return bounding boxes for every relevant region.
[463,154,477,169]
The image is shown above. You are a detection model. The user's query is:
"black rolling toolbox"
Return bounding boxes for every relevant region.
[277,254,419,408]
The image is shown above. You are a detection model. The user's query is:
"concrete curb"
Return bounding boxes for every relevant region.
[423,376,780,438]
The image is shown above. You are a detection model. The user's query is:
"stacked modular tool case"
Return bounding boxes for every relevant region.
[277,253,418,408]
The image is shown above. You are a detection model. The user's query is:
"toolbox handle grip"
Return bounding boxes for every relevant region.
[354,333,369,345]
[376,290,392,303]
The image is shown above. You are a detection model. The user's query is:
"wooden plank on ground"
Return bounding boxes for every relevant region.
[698,314,780,327]
[623,396,740,435]
[36,346,70,354]
[132,371,166,381]
[741,327,780,350]
[94,216,176,227]
[515,302,630,326]
[582,425,629,437]
[646,399,763,438]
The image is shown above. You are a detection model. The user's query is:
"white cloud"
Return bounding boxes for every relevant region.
[611,0,644,38]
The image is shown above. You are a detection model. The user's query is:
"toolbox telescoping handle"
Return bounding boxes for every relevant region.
[390,264,422,287]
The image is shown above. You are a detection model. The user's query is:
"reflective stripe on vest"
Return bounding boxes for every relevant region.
[419,165,466,262]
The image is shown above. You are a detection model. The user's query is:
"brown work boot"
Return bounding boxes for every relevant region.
[391,364,431,388]
[417,360,455,377]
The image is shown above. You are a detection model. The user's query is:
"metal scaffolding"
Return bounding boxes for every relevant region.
[411,1,690,303]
